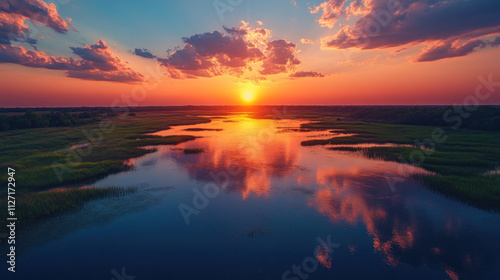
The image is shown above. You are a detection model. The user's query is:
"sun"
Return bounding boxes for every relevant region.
[242,89,256,103]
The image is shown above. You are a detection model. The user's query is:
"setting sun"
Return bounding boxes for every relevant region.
[242,89,256,103]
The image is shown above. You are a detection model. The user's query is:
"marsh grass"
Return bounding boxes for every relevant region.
[0,186,138,224]
[413,174,500,211]
[307,119,500,210]
[0,112,208,193]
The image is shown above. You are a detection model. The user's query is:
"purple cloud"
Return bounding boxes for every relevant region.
[314,0,500,61]
[0,0,68,45]
[133,48,156,59]
[414,39,487,62]
[158,22,304,79]
[0,40,143,83]
[290,71,325,78]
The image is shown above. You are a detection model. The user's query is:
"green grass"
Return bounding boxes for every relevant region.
[305,119,500,210]
[1,109,499,217]
[414,174,500,211]
[0,186,138,225]
[302,136,367,146]
[0,112,209,193]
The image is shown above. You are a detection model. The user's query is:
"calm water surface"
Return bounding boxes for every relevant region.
[4,115,500,280]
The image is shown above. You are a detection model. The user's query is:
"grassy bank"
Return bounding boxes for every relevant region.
[0,112,209,193]
[302,119,500,211]
[0,186,138,225]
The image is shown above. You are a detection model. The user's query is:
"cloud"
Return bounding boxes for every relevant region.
[290,71,325,78]
[0,12,34,45]
[0,1,142,83]
[490,37,500,47]
[66,17,78,32]
[414,39,487,62]
[0,0,68,45]
[158,30,264,78]
[133,48,156,59]
[70,40,125,71]
[0,40,143,82]
[158,21,305,79]
[0,44,84,69]
[260,39,301,75]
[66,69,143,83]
[314,0,500,61]
[300,38,313,44]
[311,0,350,29]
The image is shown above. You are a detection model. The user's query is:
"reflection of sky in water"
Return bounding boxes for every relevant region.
[4,115,500,280]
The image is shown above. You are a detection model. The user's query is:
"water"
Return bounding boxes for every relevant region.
[4,115,500,280]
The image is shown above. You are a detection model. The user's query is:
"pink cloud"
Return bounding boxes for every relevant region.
[0,0,68,36]
[300,38,314,44]
[0,40,143,83]
[290,71,325,78]
[158,22,304,79]
[314,0,500,61]
[414,39,487,62]
[66,17,78,32]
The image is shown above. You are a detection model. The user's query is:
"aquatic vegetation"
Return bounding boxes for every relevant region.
[0,113,208,192]
[413,174,500,211]
[0,186,138,225]
[304,119,500,210]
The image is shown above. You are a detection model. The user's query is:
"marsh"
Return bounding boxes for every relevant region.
[2,111,499,280]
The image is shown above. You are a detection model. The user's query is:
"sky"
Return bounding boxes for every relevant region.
[0,0,499,106]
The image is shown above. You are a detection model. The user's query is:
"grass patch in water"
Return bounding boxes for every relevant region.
[414,174,500,211]
[307,119,500,211]
[0,112,208,192]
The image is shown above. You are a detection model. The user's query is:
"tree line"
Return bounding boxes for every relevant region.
[0,111,102,131]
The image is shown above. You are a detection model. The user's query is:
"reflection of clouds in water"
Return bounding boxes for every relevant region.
[168,149,300,199]
[308,168,500,278]
[164,119,303,199]
[316,243,333,269]
[146,116,500,279]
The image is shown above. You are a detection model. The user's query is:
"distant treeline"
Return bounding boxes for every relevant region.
[1,106,499,132]
[342,106,500,131]
[0,111,103,131]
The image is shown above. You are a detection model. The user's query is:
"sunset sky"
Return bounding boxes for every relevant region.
[1,0,499,106]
